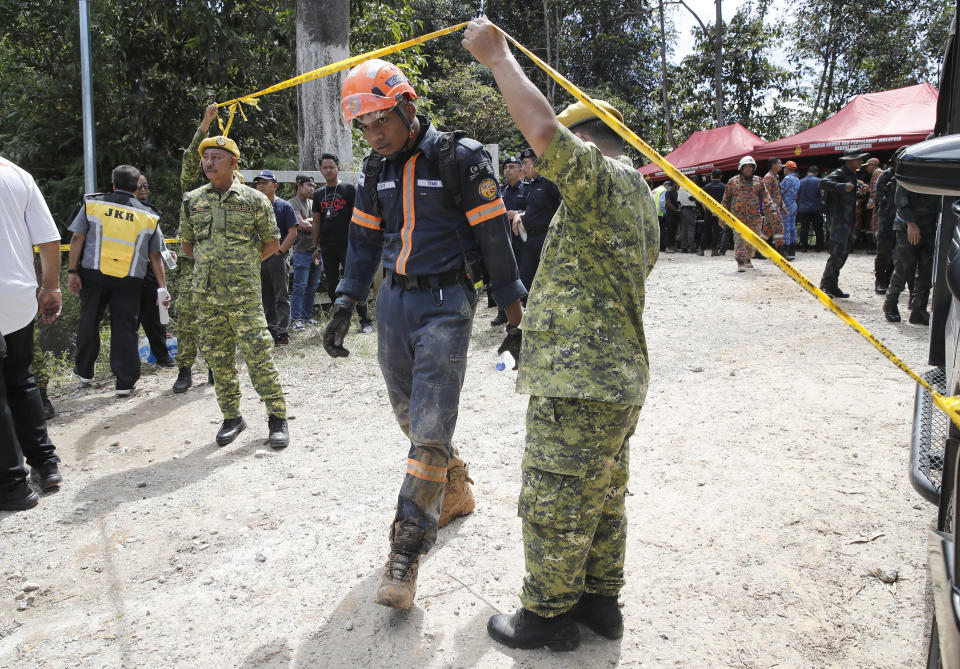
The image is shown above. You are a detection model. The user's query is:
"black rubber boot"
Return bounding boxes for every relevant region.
[487,608,581,651]
[172,368,192,394]
[216,417,246,446]
[569,592,624,639]
[910,309,930,326]
[207,368,214,384]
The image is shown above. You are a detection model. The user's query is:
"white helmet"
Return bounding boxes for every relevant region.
[738,155,757,170]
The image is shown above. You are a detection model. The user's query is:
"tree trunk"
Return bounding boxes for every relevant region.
[714,0,724,126]
[542,0,554,106]
[658,0,678,149]
[296,0,352,170]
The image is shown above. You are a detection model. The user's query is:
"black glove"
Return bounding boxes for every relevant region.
[322,296,354,358]
[498,325,522,370]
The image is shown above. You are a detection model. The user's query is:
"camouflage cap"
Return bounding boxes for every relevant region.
[199,136,240,159]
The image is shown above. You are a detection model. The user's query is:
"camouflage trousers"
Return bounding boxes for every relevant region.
[198,299,285,420]
[519,396,642,618]
[175,259,200,368]
[733,217,763,263]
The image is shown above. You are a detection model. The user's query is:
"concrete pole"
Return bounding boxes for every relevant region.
[78,0,96,193]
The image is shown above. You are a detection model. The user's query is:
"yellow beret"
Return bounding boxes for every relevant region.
[198,135,240,159]
[557,99,623,129]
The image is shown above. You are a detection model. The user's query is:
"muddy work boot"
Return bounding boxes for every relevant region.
[438,456,475,529]
[375,522,423,609]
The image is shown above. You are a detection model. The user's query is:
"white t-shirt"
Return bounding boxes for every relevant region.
[0,157,61,335]
[677,187,697,207]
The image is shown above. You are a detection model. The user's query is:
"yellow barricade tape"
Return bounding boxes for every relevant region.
[208,21,960,426]
[215,22,470,137]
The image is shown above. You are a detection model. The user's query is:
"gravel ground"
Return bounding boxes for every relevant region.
[0,249,938,668]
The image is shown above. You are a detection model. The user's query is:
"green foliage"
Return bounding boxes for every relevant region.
[0,0,299,229]
[670,2,802,143]
[791,0,953,123]
[427,61,516,143]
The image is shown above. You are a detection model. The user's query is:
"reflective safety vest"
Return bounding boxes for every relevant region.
[84,200,160,278]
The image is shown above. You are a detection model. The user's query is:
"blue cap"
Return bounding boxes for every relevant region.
[253,169,277,183]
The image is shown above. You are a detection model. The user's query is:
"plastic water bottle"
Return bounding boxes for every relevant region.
[157,287,170,325]
[161,248,177,270]
[496,351,515,371]
[138,337,155,363]
[166,336,178,360]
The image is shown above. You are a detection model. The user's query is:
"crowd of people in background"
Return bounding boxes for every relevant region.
[644,147,939,325]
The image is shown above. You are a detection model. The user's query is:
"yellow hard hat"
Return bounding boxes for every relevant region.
[198,135,240,159]
[557,99,623,129]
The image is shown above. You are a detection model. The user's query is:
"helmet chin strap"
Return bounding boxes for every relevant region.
[394,102,416,147]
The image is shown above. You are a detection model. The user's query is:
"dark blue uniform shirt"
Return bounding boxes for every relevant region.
[521,175,561,234]
[338,120,526,307]
[797,175,822,213]
[271,197,297,253]
[500,179,527,212]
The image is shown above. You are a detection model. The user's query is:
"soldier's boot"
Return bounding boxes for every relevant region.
[375,521,423,609]
[172,368,192,394]
[910,309,930,326]
[884,295,901,323]
[569,593,623,639]
[487,608,580,651]
[438,456,475,529]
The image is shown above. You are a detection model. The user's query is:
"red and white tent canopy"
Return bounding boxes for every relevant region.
[638,123,765,179]
[754,83,938,161]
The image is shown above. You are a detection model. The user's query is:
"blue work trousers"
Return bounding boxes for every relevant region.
[376,279,478,553]
[291,250,323,322]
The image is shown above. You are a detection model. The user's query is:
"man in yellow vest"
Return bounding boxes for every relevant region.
[67,165,171,396]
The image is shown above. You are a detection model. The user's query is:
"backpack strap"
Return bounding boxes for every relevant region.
[437,130,468,211]
[363,152,385,219]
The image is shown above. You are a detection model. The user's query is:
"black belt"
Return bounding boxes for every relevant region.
[387,269,466,290]
[681,205,697,209]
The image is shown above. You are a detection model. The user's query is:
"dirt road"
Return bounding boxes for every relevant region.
[0,250,936,667]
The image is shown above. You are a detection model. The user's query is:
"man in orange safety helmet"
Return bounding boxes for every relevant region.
[323,59,527,609]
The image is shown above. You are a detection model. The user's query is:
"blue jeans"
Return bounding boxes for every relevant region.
[291,250,323,321]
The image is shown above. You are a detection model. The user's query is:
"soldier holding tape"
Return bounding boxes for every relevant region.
[465,18,659,652]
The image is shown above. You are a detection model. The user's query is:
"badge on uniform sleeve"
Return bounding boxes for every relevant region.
[478,178,497,201]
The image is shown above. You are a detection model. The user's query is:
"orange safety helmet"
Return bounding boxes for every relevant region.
[340,59,418,126]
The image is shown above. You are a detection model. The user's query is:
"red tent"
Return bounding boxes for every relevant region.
[754,83,939,161]
[638,123,765,179]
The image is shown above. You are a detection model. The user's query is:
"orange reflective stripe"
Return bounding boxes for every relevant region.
[396,154,419,274]
[351,208,382,230]
[465,198,507,226]
[406,458,447,482]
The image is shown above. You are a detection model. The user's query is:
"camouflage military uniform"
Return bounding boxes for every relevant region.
[514,125,659,617]
[722,175,779,263]
[174,127,207,369]
[179,177,286,420]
